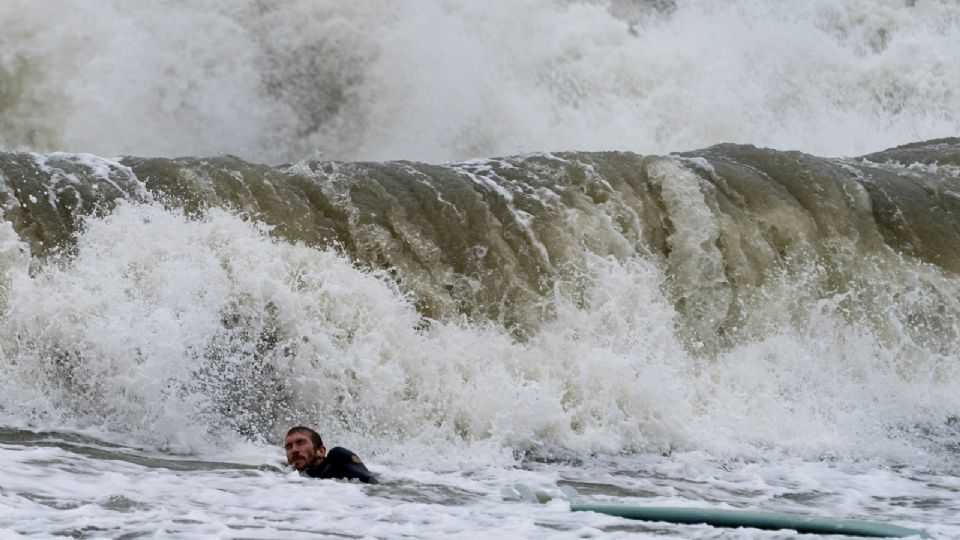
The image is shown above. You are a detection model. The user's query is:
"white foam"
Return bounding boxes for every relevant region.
[0,439,954,538]
[1,202,957,469]
[1,199,958,536]
[1,0,958,163]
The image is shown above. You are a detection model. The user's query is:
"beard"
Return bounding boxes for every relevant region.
[289,452,317,471]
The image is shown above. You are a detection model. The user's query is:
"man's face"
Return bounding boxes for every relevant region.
[284,431,325,471]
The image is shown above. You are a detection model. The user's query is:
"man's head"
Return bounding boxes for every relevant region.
[284,426,327,471]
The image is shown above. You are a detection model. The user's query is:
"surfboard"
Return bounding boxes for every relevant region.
[569,503,930,538]
[503,485,931,538]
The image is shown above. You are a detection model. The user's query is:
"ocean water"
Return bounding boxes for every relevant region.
[2,1,960,538]
[3,0,959,163]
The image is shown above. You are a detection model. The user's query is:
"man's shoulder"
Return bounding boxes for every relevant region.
[325,446,378,484]
[326,446,365,464]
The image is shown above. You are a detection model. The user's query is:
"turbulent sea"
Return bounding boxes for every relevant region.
[2,1,960,538]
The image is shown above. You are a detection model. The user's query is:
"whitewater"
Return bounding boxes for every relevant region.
[1,1,959,538]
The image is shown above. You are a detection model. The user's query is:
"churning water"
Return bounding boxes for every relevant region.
[1,1,959,538]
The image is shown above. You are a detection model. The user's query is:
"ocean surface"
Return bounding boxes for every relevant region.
[1,1,959,538]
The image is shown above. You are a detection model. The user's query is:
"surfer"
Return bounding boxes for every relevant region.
[283,426,378,484]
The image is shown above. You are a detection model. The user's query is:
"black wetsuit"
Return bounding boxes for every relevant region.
[302,447,378,484]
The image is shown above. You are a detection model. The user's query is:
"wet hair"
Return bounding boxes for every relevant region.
[286,426,323,449]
